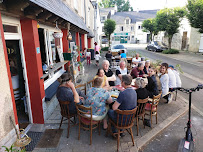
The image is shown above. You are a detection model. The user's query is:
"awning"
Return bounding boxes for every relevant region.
[29,0,89,32]
[87,28,95,38]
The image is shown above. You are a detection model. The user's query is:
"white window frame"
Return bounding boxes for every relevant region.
[2,15,33,124]
[74,0,78,11]
[126,19,130,24]
[120,26,124,31]
[39,24,65,90]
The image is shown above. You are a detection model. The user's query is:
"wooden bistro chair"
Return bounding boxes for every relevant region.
[136,97,149,136]
[76,104,101,145]
[107,107,137,152]
[145,93,162,127]
[58,100,77,138]
[86,79,94,93]
[75,83,87,95]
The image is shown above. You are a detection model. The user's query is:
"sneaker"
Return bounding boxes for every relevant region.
[120,133,125,137]
[167,93,173,104]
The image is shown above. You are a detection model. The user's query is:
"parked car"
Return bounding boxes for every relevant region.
[147,41,168,52]
[110,44,127,53]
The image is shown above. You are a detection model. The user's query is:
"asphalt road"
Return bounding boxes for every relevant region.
[127,47,203,113]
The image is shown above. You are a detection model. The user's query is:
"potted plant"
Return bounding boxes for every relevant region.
[78,61,84,75]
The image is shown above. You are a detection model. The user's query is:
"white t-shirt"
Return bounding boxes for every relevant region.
[160,73,169,96]
[86,52,91,57]
[168,68,176,88]
[115,67,128,85]
[173,70,181,87]
[95,54,101,61]
[132,57,141,63]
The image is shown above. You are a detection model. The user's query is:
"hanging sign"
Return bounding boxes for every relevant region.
[36,47,40,54]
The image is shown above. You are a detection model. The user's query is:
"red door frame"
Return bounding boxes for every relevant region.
[0,13,18,125]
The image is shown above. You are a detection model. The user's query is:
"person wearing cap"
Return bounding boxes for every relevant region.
[167,65,177,92]
[169,65,182,88]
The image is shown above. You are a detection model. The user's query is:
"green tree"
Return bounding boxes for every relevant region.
[99,0,114,8]
[142,18,159,41]
[156,8,186,49]
[99,0,133,12]
[187,0,203,33]
[116,0,133,12]
[104,19,116,46]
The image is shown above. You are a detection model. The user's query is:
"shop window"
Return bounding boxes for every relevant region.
[3,24,18,33]
[38,28,64,82]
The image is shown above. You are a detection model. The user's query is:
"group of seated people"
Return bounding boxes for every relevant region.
[56,56,182,136]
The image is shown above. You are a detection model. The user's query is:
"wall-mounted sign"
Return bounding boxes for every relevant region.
[7,48,16,54]
[114,33,129,36]
[36,47,40,54]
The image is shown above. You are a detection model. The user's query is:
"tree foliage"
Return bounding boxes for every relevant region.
[187,0,203,33]
[99,0,133,12]
[155,8,186,49]
[104,19,116,46]
[142,18,159,41]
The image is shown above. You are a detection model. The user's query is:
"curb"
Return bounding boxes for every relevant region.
[135,103,188,151]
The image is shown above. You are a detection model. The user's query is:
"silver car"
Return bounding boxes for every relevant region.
[147,41,168,52]
[110,44,127,53]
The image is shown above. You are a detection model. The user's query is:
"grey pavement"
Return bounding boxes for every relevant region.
[30,49,203,152]
[139,109,203,152]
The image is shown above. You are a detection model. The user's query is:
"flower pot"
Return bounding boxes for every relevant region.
[53,32,63,39]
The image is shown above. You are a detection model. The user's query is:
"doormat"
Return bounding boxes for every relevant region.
[25,131,43,151]
[36,129,63,148]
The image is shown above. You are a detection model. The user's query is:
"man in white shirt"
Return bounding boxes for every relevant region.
[132,53,141,66]
[169,65,181,88]
[115,61,128,85]
[167,68,177,91]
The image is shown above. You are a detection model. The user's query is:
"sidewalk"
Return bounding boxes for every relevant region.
[31,53,189,152]
[139,109,203,152]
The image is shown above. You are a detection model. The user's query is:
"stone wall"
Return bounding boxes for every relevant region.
[188,27,201,52]
[0,28,16,149]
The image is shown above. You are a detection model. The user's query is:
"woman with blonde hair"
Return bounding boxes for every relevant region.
[134,77,149,100]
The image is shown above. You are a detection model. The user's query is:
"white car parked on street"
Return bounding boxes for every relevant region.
[110,44,127,53]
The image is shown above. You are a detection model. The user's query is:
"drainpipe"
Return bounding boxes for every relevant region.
[94,3,97,43]
[84,0,86,24]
